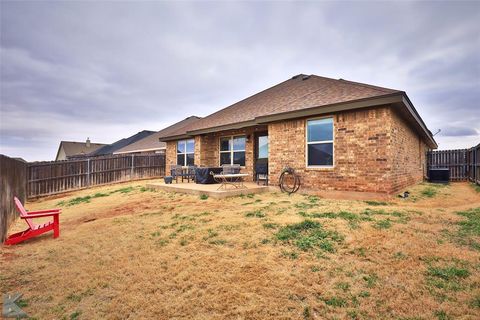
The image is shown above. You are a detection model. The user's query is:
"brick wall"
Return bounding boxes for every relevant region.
[389,109,428,193]
[165,105,427,194]
[165,127,265,181]
[165,141,177,174]
[269,106,427,194]
[269,106,393,193]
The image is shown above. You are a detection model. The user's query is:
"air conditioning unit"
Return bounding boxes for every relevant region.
[428,168,449,183]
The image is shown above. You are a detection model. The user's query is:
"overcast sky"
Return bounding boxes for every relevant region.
[1,1,479,161]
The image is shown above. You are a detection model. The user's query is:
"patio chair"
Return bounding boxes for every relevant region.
[186,165,197,183]
[255,163,269,185]
[222,164,241,174]
[170,164,185,183]
[4,197,61,245]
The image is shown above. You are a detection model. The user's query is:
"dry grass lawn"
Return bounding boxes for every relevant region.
[1,180,480,320]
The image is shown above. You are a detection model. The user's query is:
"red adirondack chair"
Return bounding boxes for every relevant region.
[4,197,61,245]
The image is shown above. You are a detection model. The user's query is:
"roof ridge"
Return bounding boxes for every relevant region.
[263,75,396,116]
[336,78,399,93]
[156,116,202,137]
[157,116,201,134]
[306,75,399,93]
[61,141,106,145]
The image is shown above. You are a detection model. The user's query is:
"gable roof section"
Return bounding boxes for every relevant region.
[160,74,436,148]
[89,130,155,156]
[186,74,399,132]
[56,141,106,160]
[114,116,201,154]
[156,116,202,141]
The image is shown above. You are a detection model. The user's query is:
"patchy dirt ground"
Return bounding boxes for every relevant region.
[1,181,479,320]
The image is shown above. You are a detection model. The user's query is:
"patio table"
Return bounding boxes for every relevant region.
[211,173,249,190]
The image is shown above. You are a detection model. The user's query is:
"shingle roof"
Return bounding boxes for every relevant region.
[114,116,201,154]
[185,74,400,132]
[156,116,202,141]
[89,130,155,156]
[58,141,106,159]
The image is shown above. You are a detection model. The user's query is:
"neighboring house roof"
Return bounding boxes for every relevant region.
[89,130,156,157]
[160,74,436,148]
[55,141,106,160]
[115,116,201,154]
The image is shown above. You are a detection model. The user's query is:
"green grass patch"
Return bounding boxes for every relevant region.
[454,207,480,251]
[457,207,480,236]
[434,310,452,320]
[139,186,155,192]
[262,222,279,229]
[335,282,350,292]
[299,210,372,229]
[306,195,320,204]
[17,299,28,308]
[57,187,136,206]
[470,295,480,308]
[275,220,343,253]
[361,208,405,218]
[112,186,135,194]
[281,250,298,259]
[364,200,389,206]
[321,296,347,307]
[199,194,209,200]
[70,311,81,320]
[471,183,480,193]
[303,306,311,319]
[394,251,407,260]
[373,219,392,229]
[363,273,378,288]
[422,187,437,198]
[419,183,448,199]
[245,210,266,218]
[427,266,470,282]
[425,261,470,296]
[294,202,317,210]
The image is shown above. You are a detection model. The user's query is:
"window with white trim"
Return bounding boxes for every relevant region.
[177,139,194,166]
[306,118,334,167]
[219,135,246,166]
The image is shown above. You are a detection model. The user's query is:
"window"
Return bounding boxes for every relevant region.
[220,135,246,166]
[306,118,333,167]
[258,135,268,159]
[177,139,194,166]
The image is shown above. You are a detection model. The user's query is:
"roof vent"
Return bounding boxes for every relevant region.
[292,74,302,79]
[302,75,311,81]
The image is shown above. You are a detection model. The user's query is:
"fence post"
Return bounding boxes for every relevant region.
[87,158,90,187]
[131,154,135,179]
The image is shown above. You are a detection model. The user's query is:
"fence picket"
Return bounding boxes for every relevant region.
[427,144,479,183]
[26,154,165,198]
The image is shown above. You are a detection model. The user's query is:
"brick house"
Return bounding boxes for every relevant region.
[159,74,437,195]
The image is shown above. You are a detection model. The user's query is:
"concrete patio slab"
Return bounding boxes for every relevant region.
[146,181,270,198]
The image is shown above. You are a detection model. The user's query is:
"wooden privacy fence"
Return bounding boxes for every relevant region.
[0,155,27,242]
[427,144,479,183]
[27,154,165,198]
[467,144,480,184]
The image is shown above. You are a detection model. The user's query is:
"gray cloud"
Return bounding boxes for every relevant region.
[1,1,479,160]
[440,127,478,137]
